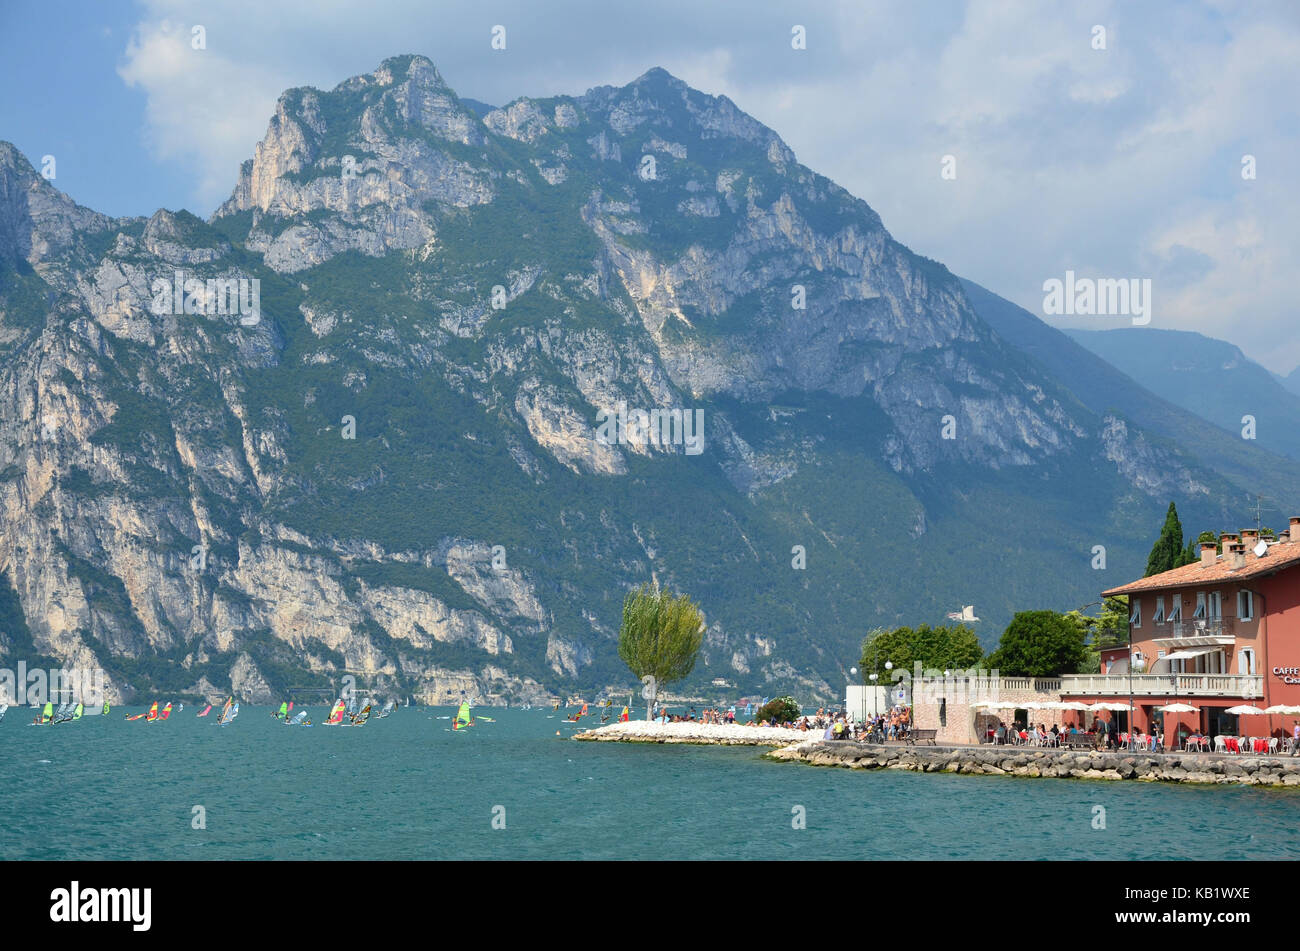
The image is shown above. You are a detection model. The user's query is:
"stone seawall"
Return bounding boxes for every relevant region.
[768,740,1300,787]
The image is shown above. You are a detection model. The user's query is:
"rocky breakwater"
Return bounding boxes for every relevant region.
[574,721,813,746]
[767,740,1300,788]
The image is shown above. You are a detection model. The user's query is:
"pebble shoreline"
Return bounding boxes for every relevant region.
[573,721,813,746]
[575,723,1300,787]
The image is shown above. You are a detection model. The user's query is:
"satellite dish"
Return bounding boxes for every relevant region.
[1254,540,1268,558]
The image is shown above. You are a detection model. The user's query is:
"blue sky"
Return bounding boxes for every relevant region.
[1,0,1297,371]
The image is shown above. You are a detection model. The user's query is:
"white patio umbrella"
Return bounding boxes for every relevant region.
[1263,704,1300,715]
[1060,701,1091,711]
[1157,703,1201,713]
[1224,705,1267,715]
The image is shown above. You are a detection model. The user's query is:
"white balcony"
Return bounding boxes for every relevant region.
[1060,673,1262,698]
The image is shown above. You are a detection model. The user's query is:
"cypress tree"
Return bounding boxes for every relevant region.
[1145,502,1187,576]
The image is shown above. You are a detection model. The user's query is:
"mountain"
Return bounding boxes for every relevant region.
[1065,328,1300,463]
[0,55,1286,705]
[1280,367,1300,399]
[960,279,1300,507]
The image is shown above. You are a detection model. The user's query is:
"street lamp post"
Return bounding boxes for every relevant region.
[884,661,894,741]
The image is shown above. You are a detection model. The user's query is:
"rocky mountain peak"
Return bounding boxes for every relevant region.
[0,140,111,269]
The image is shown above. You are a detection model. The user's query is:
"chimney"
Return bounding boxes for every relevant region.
[1241,529,1259,550]
[1200,542,1217,566]
[1221,533,1240,554]
[1290,516,1300,539]
[1280,530,1291,544]
[1229,543,1247,570]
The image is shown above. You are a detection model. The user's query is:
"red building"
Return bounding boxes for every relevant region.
[1058,522,1300,745]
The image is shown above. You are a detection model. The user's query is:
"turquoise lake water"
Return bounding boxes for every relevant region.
[5,706,1299,860]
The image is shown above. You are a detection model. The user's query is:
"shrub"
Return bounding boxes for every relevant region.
[756,696,800,724]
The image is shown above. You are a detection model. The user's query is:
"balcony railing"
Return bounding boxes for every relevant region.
[1060,673,1261,698]
[1165,618,1240,638]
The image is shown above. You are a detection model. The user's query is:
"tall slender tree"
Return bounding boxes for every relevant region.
[1145,502,1195,576]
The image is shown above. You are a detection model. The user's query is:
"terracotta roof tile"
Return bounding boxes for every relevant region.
[1101,541,1300,597]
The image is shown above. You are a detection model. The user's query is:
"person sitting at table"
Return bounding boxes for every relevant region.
[994,723,1006,745]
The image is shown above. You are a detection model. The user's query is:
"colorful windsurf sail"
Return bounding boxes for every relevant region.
[197,703,212,717]
[159,702,172,720]
[326,699,345,724]
[216,697,233,725]
[72,703,83,720]
[454,701,473,730]
[275,701,288,720]
[619,706,629,722]
[145,701,160,722]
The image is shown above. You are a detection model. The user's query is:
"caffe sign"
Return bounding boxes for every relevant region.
[1272,666,1300,684]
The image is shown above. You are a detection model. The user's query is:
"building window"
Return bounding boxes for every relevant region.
[1237,590,1253,622]
[1168,598,1182,622]
[1209,591,1222,619]
[1238,648,1256,676]
[1130,599,1141,628]
[1194,592,1206,619]
[1154,596,1166,623]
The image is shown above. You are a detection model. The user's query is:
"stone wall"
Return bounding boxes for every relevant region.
[910,678,1064,745]
[768,739,1300,787]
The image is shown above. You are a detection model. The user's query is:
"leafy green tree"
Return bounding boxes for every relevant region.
[988,610,1088,677]
[1145,502,1194,576]
[1090,596,1129,650]
[755,696,800,725]
[859,624,984,681]
[617,583,705,720]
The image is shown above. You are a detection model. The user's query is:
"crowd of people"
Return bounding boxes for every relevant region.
[770,705,913,739]
[651,703,1300,756]
[983,717,1142,749]
[648,704,912,734]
